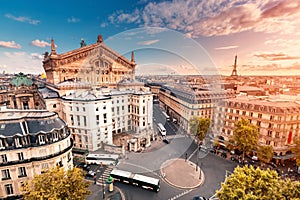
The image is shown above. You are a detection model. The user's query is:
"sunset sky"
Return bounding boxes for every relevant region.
[1,0,300,76]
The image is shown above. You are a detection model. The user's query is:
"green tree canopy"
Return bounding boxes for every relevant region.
[217,165,300,200]
[189,116,211,143]
[22,166,90,200]
[257,145,273,165]
[292,139,300,167]
[233,118,259,160]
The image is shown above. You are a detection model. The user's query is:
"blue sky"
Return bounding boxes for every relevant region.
[1,0,300,76]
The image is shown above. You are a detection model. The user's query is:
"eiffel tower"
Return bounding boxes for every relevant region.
[231,54,238,77]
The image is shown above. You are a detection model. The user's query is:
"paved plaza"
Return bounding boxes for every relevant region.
[161,158,204,189]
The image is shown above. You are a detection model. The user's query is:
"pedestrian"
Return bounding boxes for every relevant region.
[93,175,97,184]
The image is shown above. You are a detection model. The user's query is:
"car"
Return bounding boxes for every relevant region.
[193,196,207,200]
[76,162,90,171]
[86,170,96,177]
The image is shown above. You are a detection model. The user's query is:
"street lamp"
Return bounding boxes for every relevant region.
[102,175,105,199]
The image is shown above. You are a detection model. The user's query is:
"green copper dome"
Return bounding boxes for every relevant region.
[10,72,33,87]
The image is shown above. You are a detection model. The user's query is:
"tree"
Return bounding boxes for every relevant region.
[217,165,283,200]
[281,178,300,199]
[189,116,211,143]
[22,166,90,200]
[257,145,273,166]
[292,139,300,167]
[232,118,259,161]
[189,116,211,171]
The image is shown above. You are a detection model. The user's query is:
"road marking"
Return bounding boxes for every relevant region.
[188,147,198,161]
[168,189,193,200]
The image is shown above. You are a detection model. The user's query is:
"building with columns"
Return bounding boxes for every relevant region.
[213,95,300,163]
[38,35,154,152]
[0,108,72,199]
[43,35,136,87]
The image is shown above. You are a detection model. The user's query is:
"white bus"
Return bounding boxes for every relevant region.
[85,153,119,166]
[157,123,166,136]
[110,169,160,192]
[162,111,170,121]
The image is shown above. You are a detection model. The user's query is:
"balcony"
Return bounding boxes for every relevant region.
[0,138,73,167]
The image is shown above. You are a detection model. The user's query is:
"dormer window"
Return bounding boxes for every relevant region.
[38,135,46,145]
[14,137,22,148]
[0,139,5,150]
[53,132,59,142]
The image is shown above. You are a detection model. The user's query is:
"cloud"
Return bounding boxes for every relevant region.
[100,22,108,28]
[254,52,300,61]
[137,39,159,45]
[5,13,40,25]
[215,45,239,50]
[67,16,80,23]
[0,41,21,49]
[106,0,300,37]
[30,39,51,48]
[31,53,44,60]
[241,62,300,72]
[1,51,44,74]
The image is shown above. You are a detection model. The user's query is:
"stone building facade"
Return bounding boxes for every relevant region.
[43,35,136,87]
[39,35,153,152]
[159,84,235,133]
[213,95,300,161]
[0,109,72,199]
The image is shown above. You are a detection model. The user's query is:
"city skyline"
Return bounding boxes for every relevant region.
[1,0,300,76]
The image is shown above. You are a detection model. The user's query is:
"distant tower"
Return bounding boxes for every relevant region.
[231,54,238,77]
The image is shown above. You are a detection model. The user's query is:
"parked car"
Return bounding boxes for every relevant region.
[86,170,96,177]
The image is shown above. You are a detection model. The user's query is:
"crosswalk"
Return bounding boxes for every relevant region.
[96,166,114,186]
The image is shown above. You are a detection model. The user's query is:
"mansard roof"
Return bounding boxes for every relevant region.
[0,110,66,137]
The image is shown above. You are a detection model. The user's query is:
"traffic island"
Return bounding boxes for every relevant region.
[160,158,204,189]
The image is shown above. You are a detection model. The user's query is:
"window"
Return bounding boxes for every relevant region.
[83,116,87,126]
[267,130,272,137]
[250,112,253,117]
[96,115,100,125]
[103,114,107,123]
[53,132,59,142]
[38,135,46,144]
[77,115,80,126]
[0,139,5,149]
[5,184,13,195]
[2,169,11,180]
[275,132,280,138]
[42,163,49,171]
[1,154,7,163]
[18,167,27,177]
[266,140,270,145]
[14,137,22,148]
[257,121,261,126]
[103,106,106,110]
[258,113,262,118]
[17,152,24,161]
[70,115,74,125]
[83,107,86,112]
[242,111,246,116]
[76,107,79,111]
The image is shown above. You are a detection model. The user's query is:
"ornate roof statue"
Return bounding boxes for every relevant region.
[80,38,87,47]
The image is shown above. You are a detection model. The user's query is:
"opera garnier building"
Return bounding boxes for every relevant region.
[0,108,73,199]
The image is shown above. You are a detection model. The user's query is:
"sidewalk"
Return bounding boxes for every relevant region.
[160,158,204,189]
